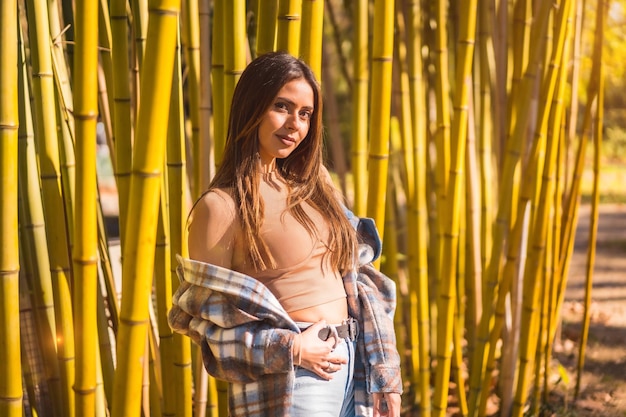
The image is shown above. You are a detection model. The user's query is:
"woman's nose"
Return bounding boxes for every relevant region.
[285,113,299,131]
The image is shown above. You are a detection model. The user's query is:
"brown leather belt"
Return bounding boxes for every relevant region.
[317,317,359,341]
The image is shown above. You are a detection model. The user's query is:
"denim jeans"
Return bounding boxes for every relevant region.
[290,338,356,417]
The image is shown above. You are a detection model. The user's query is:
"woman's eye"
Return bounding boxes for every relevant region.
[299,110,312,120]
[274,102,289,111]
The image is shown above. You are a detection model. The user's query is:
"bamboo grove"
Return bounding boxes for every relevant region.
[0,0,608,416]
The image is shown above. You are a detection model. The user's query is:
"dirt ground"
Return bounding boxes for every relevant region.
[550,203,626,416]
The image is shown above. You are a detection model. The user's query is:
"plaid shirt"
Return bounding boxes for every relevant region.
[168,217,402,416]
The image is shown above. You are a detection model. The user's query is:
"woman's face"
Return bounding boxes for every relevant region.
[257,78,314,167]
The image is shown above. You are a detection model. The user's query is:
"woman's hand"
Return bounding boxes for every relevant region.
[298,321,347,380]
[372,392,401,417]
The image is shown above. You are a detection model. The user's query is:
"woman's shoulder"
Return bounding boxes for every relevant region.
[191,187,238,222]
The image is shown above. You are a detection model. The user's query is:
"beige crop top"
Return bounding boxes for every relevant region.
[234,172,347,313]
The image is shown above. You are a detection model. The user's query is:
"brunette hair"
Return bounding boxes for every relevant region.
[206,51,357,272]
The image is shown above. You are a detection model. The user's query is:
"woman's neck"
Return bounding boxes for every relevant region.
[258,158,277,174]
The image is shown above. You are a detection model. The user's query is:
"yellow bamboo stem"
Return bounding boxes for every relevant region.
[403,1,431,413]
[0,0,22,414]
[477,0,495,287]
[575,2,605,399]
[276,0,302,56]
[256,0,278,55]
[131,0,149,70]
[182,0,205,198]
[432,1,476,415]
[212,0,226,167]
[73,0,100,414]
[350,0,368,215]
[111,0,181,415]
[110,0,134,249]
[164,35,194,417]
[366,0,394,244]
[49,1,78,240]
[26,0,76,414]
[17,22,64,415]
[223,0,247,140]
[198,0,215,190]
[300,0,324,78]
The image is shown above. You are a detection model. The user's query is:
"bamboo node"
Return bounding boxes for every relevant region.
[131,170,161,178]
[278,15,301,21]
[74,112,98,121]
[73,386,98,395]
[0,395,22,402]
[147,7,179,16]
[73,257,99,266]
[32,71,54,79]
[119,317,150,326]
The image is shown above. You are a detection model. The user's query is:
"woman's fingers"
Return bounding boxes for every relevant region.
[299,321,348,379]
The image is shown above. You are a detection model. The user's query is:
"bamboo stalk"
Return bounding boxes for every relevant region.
[476,0,495,292]
[73,0,100,414]
[464,80,482,360]
[207,4,226,411]
[432,0,451,229]
[198,0,214,189]
[17,20,65,415]
[182,0,204,198]
[393,7,414,205]
[300,0,324,78]
[160,33,194,417]
[432,0,476,414]
[365,0,394,244]
[350,0,368,215]
[0,0,22,414]
[155,99,174,417]
[131,0,149,70]
[403,1,431,413]
[575,1,605,399]
[276,0,302,56]
[256,0,278,55]
[223,0,246,141]
[26,1,76,414]
[111,1,181,415]
[95,264,116,406]
[110,0,134,249]
[564,0,583,191]
[212,0,226,167]
[48,8,77,254]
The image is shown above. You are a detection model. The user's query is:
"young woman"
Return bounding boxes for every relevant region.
[169,51,402,417]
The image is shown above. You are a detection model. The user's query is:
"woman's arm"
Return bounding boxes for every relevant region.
[188,189,237,267]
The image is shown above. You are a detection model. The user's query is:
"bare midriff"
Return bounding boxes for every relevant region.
[288,298,349,324]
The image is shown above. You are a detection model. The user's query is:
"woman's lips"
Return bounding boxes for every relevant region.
[277,134,296,145]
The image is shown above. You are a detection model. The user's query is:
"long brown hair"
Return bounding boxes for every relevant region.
[205,51,357,272]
